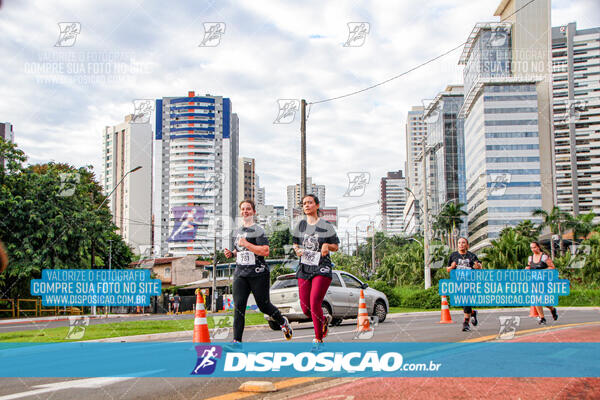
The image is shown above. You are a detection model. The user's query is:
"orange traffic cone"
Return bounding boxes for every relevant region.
[356,290,372,332]
[439,296,455,324]
[529,306,539,318]
[193,288,211,343]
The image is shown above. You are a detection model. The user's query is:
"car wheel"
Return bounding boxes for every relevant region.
[374,300,387,323]
[268,320,280,331]
[322,303,333,325]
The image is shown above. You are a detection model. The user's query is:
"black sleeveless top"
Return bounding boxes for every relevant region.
[529,254,549,269]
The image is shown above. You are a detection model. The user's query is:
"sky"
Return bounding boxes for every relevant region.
[1,0,598,243]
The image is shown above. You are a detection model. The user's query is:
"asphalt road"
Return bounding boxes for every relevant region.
[0,307,598,400]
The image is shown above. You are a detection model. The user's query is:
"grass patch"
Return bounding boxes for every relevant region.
[0,312,267,343]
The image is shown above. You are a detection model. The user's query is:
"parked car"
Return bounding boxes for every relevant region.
[264,270,389,330]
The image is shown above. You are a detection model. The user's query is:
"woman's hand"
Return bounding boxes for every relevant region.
[224,248,233,258]
[294,246,303,257]
[321,243,329,257]
[238,237,250,249]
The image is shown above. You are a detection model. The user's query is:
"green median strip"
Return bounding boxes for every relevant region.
[0,313,267,343]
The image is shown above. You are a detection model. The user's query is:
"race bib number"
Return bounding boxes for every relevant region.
[236,251,255,266]
[301,250,321,266]
[457,259,471,270]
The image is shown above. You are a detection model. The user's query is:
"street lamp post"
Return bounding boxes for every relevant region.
[92,166,142,316]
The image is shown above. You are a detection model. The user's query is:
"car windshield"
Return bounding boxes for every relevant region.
[271,277,298,290]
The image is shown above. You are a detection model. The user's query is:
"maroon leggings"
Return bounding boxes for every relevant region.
[298,275,332,340]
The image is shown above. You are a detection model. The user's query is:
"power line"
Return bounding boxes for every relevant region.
[308,0,536,105]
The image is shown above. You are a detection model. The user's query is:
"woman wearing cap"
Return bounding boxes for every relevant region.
[292,194,339,345]
[224,199,292,342]
[526,241,558,325]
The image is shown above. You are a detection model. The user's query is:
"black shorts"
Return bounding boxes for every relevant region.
[463,306,473,314]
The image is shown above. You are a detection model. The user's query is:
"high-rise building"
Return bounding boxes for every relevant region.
[405,106,428,200]
[423,85,468,234]
[0,122,14,167]
[154,91,239,257]
[551,22,600,217]
[459,2,552,251]
[237,157,255,203]
[102,115,153,254]
[380,170,407,235]
[255,175,265,206]
[286,177,326,213]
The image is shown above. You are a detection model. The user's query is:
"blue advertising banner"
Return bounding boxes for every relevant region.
[439,270,570,306]
[0,342,598,378]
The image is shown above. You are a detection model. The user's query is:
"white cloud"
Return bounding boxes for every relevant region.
[0,0,593,239]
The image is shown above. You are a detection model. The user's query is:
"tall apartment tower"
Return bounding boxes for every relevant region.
[237,157,255,203]
[255,175,265,206]
[154,91,239,257]
[380,170,407,235]
[405,106,428,199]
[459,0,553,251]
[102,115,153,254]
[423,85,467,234]
[286,177,326,212]
[552,22,600,217]
[0,123,14,167]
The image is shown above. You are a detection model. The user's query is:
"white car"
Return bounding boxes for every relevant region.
[265,270,389,330]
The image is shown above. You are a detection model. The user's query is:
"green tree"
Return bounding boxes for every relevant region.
[268,226,292,259]
[532,206,571,258]
[434,201,467,250]
[481,227,531,269]
[0,141,133,298]
[270,263,294,284]
[330,252,369,281]
[514,219,540,241]
[569,212,596,243]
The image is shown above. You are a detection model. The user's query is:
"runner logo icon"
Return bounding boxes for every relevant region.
[191,345,223,375]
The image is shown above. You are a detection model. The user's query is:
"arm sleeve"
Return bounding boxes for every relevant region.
[292,222,301,245]
[326,223,340,245]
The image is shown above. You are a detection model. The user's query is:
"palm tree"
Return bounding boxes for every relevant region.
[568,212,597,243]
[434,201,467,250]
[514,220,541,241]
[532,206,571,258]
[482,228,531,269]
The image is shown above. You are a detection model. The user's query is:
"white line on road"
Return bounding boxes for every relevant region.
[0,377,134,400]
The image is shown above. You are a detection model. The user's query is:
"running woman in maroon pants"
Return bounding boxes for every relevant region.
[293,194,339,345]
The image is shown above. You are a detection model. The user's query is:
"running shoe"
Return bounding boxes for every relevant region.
[322,314,332,338]
[471,310,478,326]
[538,317,547,325]
[224,340,241,352]
[311,338,323,353]
[462,322,470,332]
[280,316,293,341]
[551,308,558,321]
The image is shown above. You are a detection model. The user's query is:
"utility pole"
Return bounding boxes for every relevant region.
[300,99,307,200]
[106,240,112,315]
[346,231,350,255]
[355,226,359,257]
[420,138,432,289]
[212,234,218,312]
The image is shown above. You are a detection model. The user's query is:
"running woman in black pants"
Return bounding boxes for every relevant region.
[526,241,558,325]
[224,199,292,342]
[447,237,482,332]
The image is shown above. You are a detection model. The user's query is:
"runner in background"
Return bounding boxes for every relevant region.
[224,199,292,342]
[526,241,558,325]
[447,237,482,332]
[292,194,340,345]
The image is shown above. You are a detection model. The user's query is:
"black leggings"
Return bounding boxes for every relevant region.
[233,273,284,341]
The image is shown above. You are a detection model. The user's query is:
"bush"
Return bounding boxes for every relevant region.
[559,287,600,307]
[367,281,401,307]
[400,286,441,309]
